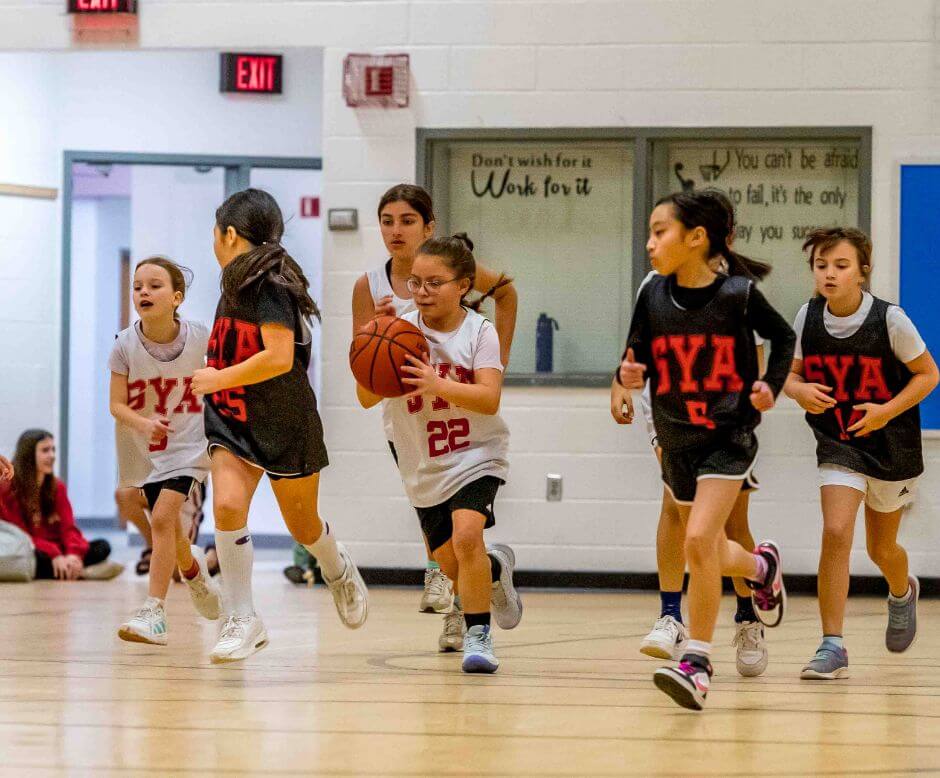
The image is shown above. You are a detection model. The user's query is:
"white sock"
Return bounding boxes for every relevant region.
[304,522,345,581]
[215,528,255,618]
[686,640,712,659]
[888,585,912,604]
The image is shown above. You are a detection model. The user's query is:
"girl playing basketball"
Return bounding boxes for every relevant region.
[785,227,938,680]
[192,188,368,663]
[351,184,518,648]
[110,257,222,644]
[618,189,794,709]
[354,234,522,673]
[617,198,772,677]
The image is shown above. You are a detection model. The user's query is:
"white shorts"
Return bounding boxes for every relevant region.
[817,464,917,513]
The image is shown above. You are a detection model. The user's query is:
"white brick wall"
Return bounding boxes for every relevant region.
[2,0,940,573]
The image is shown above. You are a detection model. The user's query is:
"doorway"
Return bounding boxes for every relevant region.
[62,151,322,526]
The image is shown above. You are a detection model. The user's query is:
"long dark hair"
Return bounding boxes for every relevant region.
[215,189,320,320]
[416,233,512,312]
[11,429,56,524]
[656,188,771,281]
[377,184,435,225]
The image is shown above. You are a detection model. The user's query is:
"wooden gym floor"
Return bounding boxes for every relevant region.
[1,565,938,776]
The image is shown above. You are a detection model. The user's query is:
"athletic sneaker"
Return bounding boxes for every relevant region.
[640,615,688,660]
[462,624,499,673]
[118,597,168,646]
[732,621,768,677]
[750,540,786,628]
[488,544,523,630]
[209,614,268,663]
[81,560,125,580]
[323,543,369,629]
[886,576,919,653]
[653,659,712,711]
[183,545,222,621]
[419,567,454,614]
[439,607,466,652]
[800,644,849,680]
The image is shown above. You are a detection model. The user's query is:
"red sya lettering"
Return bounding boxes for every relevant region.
[652,334,743,395]
[236,56,277,92]
[76,0,120,10]
[803,354,891,402]
[408,363,475,414]
[125,377,202,415]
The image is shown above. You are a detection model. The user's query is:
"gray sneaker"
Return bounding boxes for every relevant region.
[886,576,919,653]
[800,644,849,680]
[488,544,522,630]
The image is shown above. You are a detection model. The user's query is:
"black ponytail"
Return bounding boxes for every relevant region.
[656,188,771,281]
[215,188,321,321]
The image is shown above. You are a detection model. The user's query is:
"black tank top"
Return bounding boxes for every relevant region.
[800,295,922,480]
[640,274,760,452]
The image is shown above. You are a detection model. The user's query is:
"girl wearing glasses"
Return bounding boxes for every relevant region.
[355,234,521,674]
[350,185,518,651]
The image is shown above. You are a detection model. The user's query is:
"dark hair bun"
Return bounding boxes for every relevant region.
[452,232,474,252]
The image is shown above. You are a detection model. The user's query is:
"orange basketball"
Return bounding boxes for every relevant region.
[349,316,430,398]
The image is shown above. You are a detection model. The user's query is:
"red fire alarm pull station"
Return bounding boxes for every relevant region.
[343,54,410,108]
[220,53,284,95]
[300,197,320,219]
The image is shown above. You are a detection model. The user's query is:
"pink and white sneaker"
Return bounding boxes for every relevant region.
[751,540,786,628]
[653,659,712,711]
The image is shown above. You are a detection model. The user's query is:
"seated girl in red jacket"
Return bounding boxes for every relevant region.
[0,429,123,580]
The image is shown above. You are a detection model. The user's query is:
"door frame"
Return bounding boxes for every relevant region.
[60,150,322,481]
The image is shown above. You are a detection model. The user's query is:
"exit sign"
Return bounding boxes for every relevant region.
[220,53,283,95]
[68,0,136,11]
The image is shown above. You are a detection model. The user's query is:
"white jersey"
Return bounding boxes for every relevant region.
[113,320,211,488]
[387,308,509,508]
[366,261,417,441]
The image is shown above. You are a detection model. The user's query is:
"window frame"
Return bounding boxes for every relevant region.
[417,126,872,388]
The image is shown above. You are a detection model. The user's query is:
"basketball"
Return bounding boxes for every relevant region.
[349,316,430,398]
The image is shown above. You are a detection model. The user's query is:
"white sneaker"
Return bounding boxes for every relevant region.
[209,614,268,663]
[462,624,499,674]
[183,546,222,621]
[640,615,687,660]
[118,597,168,646]
[419,567,454,613]
[733,620,769,677]
[323,543,369,629]
[439,607,466,652]
[81,560,125,580]
[488,544,523,630]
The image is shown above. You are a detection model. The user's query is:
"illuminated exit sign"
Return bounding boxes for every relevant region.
[220,53,283,95]
[68,0,136,11]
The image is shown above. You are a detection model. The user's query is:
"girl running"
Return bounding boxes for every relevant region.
[351,184,518,643]
[111,257,222,644]
[354,234,522,672]
[618,189,793,710]
[785,227,938,680]
[617,200,771,677]
[193,188,368,663]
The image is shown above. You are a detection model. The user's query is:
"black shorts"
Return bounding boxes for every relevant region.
[142,476,198,512]
[415,476,502,552]
[661,430,758,506]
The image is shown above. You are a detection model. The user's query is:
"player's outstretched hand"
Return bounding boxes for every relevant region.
[401,353,441,399]
[373,295,396,319]
[192,367,223,396]
[610,380,634,424]
[749,380,775,412]
[792,381,836,414]
[618,348,646,390]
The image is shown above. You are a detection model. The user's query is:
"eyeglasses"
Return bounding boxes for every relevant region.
[406,276,461,295]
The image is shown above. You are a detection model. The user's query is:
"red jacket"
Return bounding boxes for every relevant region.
[0,479,89,559]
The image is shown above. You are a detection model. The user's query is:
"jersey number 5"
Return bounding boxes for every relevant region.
[427,418,470,458]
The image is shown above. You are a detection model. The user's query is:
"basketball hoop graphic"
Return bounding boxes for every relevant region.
[698,149,731,183]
